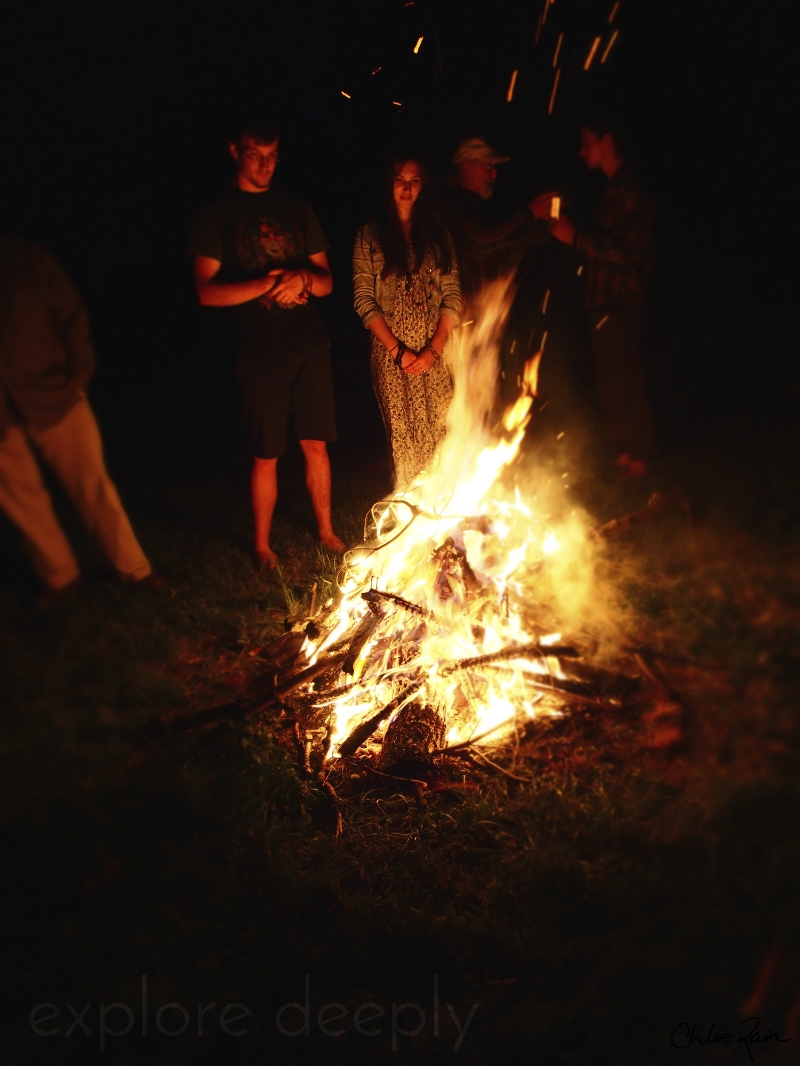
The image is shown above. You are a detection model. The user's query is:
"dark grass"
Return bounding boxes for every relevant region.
[2,417,800,1064]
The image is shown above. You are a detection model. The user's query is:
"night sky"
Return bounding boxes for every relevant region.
[0,0,797,462]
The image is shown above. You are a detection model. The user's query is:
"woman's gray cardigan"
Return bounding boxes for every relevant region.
[352,221,462,332]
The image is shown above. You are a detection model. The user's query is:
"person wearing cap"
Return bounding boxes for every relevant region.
[446,136,549,315]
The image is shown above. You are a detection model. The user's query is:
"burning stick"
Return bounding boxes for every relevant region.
[591,491,687,540]
[362,587,430,618]
[440,641,578,675]
[337,679,424,757]
[342,607,385,675]
[274,650,350,699]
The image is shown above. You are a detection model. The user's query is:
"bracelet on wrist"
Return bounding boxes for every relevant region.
[393,343,407,369]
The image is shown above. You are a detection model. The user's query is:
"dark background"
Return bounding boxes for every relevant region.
[0,0,797,476]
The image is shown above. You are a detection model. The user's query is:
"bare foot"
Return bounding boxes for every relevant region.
[319,532,347,554]
[255,547,279,570]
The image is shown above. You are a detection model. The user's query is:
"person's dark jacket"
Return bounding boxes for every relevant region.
[444,186,548,309]
[0,236,94,437]
[573,164,655,310]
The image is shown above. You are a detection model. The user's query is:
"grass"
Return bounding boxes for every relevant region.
[1,428,799,1065]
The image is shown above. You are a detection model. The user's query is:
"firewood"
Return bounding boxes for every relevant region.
[342,608,385,675]
[591,490,687,540]
[337,679,424,757]
[273,650,349,699]
[440,641,578,675]
[379,699,446,774]
[362,587,430,618]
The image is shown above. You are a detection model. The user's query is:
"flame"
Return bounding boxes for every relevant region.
[302,278,590,760]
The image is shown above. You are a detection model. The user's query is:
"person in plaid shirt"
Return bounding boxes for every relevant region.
[542,114,656,476]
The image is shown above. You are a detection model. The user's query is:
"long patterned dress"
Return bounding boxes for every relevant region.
[369,259,454,490]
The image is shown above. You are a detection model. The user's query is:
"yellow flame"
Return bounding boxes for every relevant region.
[302,278,588,759]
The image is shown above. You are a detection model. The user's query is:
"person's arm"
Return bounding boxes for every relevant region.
[453,207,547,259]
[194,255,278,307]
[41,248,95,389]
[268,250,333,307]
[352,226,415,368]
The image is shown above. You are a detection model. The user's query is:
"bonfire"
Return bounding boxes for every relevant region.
[156,279,687,812]
[270,279,631,782]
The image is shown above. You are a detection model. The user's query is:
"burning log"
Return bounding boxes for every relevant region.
[337,680,424,757]
[378,699,446,775]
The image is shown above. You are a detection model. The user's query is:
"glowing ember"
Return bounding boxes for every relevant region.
[506,69,518,102]
[290,279,597,767]
[601,29,619,63]
[583,36,602,70]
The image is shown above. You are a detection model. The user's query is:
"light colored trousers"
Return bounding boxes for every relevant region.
[0,396,151,590]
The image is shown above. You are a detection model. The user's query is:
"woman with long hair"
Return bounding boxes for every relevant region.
[353,155,461,489]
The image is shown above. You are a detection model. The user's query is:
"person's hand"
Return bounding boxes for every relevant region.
[548,216,576,246]
[530,192,559,221]
[404,346,437,376]
[268,269,306,307]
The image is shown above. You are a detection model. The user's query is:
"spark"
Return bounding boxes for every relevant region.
[542,0,550,26]
[392,101,403,107]
[506,69,518,102]
[547,68,561,114]
[535,13,542,45]
[541,288,551,314]
[608,0,620,22]
[601,29,619,62]
[413,36,424,53]
[341,91,351,99]
[541,330,548,350]
[552,32,563,68]
[556,431,565,440]
[577,265,584,275]
[584,36,602,70]
[595,314,609,330]
[371,66,382,75]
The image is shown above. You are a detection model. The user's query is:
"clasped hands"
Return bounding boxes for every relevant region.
[263,269,309,308]
[394,344,438,376]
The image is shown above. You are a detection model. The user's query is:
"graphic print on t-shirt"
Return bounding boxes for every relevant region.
[235,214,303,308]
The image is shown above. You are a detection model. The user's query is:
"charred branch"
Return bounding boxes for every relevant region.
[337,679,424,757]
[342,608,385,675]
[362,587,431,618]
[440,641,579,675]
[592,491,687,540]
[274,650,349,699]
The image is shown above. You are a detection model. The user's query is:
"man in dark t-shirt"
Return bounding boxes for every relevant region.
[189,118,346,568]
